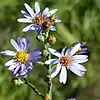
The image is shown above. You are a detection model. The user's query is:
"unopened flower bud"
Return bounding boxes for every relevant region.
[37,35,45,42]
[12,78,24,85]
[43,49,49,57]
[48,35,56,45]
[44,94,50,100]
[44,75,51,83]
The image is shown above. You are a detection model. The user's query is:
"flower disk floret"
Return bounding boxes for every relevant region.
[17,2,61,34]
[45,43,88,84]
[1,37,41,77]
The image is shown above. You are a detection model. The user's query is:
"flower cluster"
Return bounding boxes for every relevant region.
[0,1,89,100]
[1,1,62,78]
[1,1,88,82]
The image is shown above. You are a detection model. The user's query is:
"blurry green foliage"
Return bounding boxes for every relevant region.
[0,0,100,100]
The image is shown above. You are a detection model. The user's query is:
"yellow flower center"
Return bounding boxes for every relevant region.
[78,47,82,51]
[60,56,72,67]
[16,51,29,63]
[35,15,45,25]
[75,46,82,55]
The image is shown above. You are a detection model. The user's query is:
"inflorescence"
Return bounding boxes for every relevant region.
[0,1,88,100]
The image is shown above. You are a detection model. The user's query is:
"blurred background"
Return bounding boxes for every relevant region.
[0,0,100,100]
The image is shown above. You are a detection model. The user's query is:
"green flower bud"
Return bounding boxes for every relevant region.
[37,35,45,42]
[43,49,49,57]
[44,75,51,83]
[12,78,24,85]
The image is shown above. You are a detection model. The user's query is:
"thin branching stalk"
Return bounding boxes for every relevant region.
[23,78,44,99]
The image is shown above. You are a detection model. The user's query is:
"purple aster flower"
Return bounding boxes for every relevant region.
[17,2,61,34]
[72,42,87,54]
[67,98,76,100]
[45,43,88,84]
[1,37,41,77]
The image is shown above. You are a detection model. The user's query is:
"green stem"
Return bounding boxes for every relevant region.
[45,43,52,100]
[23,78,44,99]
[47,53,52,100]
[38,29,52,100]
